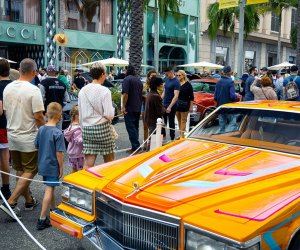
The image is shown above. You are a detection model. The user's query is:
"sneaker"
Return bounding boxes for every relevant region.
[0,187,11,201]
[37,217,52,230]
[0,202,21,220]
[25,196,38,211]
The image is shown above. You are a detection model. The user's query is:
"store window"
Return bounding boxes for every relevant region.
[289,56,295,64]
[271,12,279,32]
[216,47,228,65]
[0,0,41,25]
[291,8,297,31]
[146,8,155,66]
[188,16,197,63]
[244,51,255,71]
[60,0,113,35]
[159,13,187,45]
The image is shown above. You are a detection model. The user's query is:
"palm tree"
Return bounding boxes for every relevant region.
[207,2,260,67]
[259,0,297,64]
[119,0,179,74]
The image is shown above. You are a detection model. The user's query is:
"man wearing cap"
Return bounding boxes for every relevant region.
[260,67,268,78]
[214,66,238,133]
[283,65,300,100]
[39,65,70,129]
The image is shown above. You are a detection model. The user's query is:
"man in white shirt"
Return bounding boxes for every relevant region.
[0,58,45,220]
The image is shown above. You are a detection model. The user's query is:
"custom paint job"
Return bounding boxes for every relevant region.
[51,101,300,249]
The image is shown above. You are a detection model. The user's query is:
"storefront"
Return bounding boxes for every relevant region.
[145,0,199,72]
[0,0,44,67]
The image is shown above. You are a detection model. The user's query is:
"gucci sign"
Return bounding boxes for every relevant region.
[0,26,37,40]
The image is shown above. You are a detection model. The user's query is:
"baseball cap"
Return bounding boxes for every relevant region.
[260,67,268,71]
[239,73,249,81]
[47,65,58,72]
[223,66,232,74]
[291,65,298,72]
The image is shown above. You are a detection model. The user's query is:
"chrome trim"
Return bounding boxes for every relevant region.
[184,223,261,249]
[96,191,180,225]
[62,182,94,215]
[96,191,181,249]
[287,226,300,250]
[51,208,95,235]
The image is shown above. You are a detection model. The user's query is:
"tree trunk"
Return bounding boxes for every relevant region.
[296,0,300,65]
[129,0,144,75]
[277,13,282,64]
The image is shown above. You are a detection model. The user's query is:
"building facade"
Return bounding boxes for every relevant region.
[0,0,199,75]
[198,0,297,72]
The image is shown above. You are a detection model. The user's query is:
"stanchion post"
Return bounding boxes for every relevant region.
[156,118,163,149]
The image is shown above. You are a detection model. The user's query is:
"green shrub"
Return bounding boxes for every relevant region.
[111,87,122,112]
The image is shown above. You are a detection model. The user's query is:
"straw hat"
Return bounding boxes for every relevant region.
[54,33,68,46]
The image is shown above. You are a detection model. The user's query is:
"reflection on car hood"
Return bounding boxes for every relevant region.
[86,139,300,220]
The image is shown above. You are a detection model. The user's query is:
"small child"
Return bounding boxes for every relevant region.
[35,102,65,230]
[64,105,84,173]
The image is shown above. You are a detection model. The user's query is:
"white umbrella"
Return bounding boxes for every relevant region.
[267,61,295,70]
[178,61,224,70]
[81,57,129,67]
[0,57,17,63]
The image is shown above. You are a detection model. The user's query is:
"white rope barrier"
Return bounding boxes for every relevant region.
[0,190,47,250]
[0,170,62,184]
[130,127,157,156]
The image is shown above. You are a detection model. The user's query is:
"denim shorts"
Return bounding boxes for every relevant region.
[43,176,60,187]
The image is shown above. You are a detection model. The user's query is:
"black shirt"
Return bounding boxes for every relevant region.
[0,80,11,128]
[41,77,66,109]
[74,77,85,89]
[122,75,143,113]
[178,81,194,103]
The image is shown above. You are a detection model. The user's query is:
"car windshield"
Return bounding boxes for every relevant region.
[188,107,300,155]
[191,81,216,93]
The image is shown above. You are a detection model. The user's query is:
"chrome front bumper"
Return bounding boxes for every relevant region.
[50,208,124,250]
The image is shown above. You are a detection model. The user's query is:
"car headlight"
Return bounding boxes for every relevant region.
[62,183,93,214]
[186,230,260,250]
[193,104,198,113]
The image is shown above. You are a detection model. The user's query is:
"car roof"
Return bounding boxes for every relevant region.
[222,100,300,112]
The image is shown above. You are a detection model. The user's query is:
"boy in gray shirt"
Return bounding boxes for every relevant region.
[35,102,65,230]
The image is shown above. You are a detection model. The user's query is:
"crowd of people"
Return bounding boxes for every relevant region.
[2,56,299,233]
[0,59,117,231]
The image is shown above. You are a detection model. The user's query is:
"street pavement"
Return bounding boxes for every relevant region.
[0,118,178,250]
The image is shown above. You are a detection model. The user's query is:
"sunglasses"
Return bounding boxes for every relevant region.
[176,74,182,77]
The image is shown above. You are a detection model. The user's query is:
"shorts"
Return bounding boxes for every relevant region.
[69,157,84,171]
[43,176,60,187]
[10,150,38,174]
[0,128,8,143]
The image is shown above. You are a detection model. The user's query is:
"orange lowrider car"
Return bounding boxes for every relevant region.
[51,101,300,250]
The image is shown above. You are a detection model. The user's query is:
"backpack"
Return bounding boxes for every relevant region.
[286,76,299,100]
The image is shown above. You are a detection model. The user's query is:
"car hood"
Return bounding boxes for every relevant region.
[87,139,300,218]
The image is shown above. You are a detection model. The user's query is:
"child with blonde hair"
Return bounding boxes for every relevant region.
[35,102,65,230]
[64,105,84,173]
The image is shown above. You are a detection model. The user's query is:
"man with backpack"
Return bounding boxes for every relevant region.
[283,65,300,101]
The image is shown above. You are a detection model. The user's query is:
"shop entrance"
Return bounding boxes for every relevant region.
[0,42,44,68]
[159,46,186,73]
